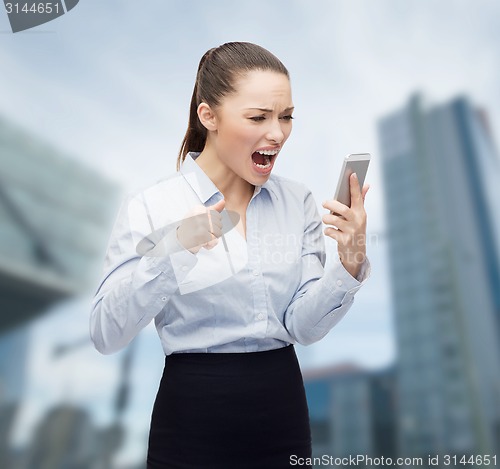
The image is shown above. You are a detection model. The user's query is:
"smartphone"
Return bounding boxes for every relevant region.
[333,153,371,208]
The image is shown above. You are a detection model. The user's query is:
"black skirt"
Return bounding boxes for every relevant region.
[147,344,312,469]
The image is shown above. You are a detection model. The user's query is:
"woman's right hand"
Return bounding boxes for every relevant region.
[176,199,226,254]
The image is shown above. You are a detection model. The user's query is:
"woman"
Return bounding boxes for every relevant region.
[90,42,370,468]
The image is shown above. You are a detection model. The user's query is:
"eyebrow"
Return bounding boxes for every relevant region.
[246,107,295,113]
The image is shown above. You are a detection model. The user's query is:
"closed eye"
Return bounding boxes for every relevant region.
[279,115,294,121]
[249,116,266,122]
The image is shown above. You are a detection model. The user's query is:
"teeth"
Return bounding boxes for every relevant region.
[256,149,279,156]
[253,155,271,169]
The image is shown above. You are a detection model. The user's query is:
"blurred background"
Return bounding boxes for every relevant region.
[1,1,499,467]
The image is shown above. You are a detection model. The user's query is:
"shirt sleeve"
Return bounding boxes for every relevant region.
[89,193,198,355]
[283,188,371,346]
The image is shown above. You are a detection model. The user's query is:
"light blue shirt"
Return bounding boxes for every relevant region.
[90,152,371,355]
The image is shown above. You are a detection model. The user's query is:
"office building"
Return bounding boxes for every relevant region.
[0,114,121,466]
[0,114,121,333]
[303,364,396,460]
[378,94,500,458]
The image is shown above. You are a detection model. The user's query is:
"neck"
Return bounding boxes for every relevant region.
[195,147,254,206]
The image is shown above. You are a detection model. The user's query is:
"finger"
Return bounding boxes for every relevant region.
[211,225,223,238]
[324,225,337,235]
[208,210,223,230]
[206,209,216,240]
[324,227,349,245]
[189,211,210,239]
[186,231,213,250]
[210,220,223,232]
[203,238,219,250]
[209,198,226,213]
[350,173,363,208]
[189,204,209,217]
[207,212,224,241]
[322,199,349,218]
[362,184,370,203]
[324,226,342,242]
[322,213,349,230]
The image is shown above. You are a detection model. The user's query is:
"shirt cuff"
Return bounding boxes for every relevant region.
[353,256,371,283]
[322,256,371,303]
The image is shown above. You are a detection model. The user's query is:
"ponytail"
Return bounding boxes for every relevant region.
[177,48,215,171]
[177,82,207,170]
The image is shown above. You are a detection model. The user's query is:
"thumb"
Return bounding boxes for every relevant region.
[209,198,226,213]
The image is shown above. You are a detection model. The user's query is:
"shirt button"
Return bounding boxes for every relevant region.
[181,266,188,272]
[161,296,167,301]
[257,313,264,320]
[336,279,343,287]
[252,269,259,276]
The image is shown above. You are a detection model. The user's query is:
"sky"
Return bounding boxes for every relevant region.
[2,0,500,465]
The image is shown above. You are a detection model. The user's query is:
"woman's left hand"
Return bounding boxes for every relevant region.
[321,173,370,279]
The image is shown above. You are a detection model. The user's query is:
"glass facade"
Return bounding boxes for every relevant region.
[304,366,396,460]
[0,115,122,467]
[0,115,121,333]
[378,94,500,457]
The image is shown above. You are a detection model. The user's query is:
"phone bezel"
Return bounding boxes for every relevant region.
[333,153,371,208]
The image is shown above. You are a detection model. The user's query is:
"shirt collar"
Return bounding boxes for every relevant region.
[180,152,279,202]
[179,152,220,203]
[254,176,279,201]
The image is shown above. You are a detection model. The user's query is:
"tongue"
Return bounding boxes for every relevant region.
[252,152,267,165]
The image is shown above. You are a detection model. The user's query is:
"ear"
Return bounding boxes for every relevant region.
[197,103,218,131]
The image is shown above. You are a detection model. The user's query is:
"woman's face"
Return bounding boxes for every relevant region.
[208,70,294,185]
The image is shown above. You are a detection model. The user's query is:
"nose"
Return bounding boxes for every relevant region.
[266,118,285,144]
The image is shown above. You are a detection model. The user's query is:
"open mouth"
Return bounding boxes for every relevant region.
[251,148,279,172]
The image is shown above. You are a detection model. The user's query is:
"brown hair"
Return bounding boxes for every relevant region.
[176,42,289,170]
